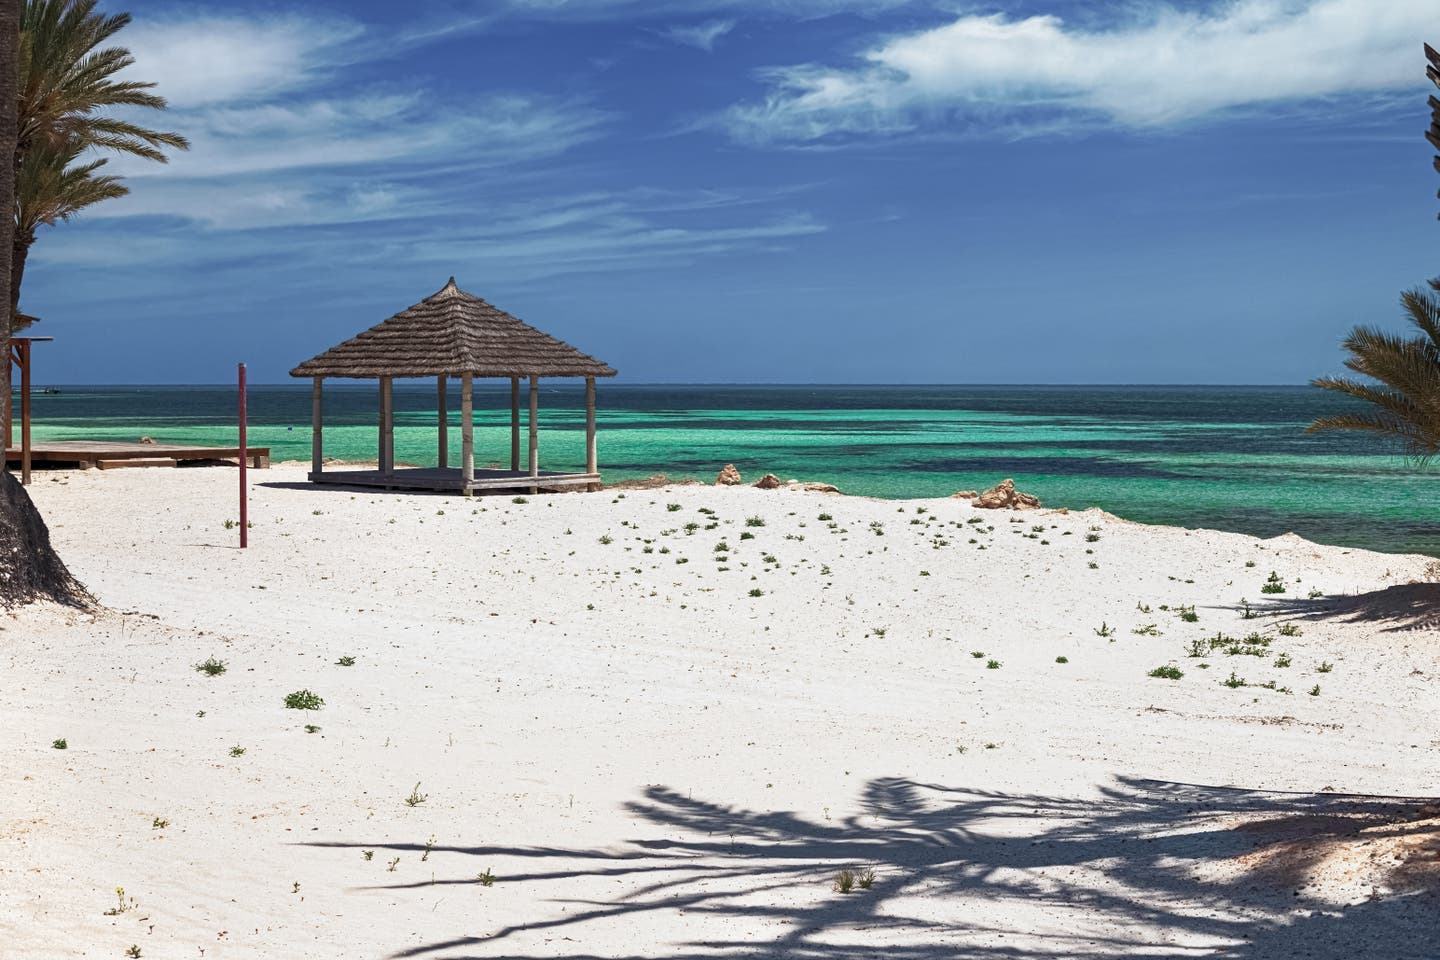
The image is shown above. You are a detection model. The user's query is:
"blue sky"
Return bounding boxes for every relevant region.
[21,0,1440,383]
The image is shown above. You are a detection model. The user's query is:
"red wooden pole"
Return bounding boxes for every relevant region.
[238,362,248,548]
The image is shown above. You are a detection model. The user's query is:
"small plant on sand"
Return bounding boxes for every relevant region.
[986,659,1002,670]
[1085,532,1101,542]
[1222,671,1247,689]
[1316,660,1334,673]
[1239,599,1257,619]
[284,690,324,710]
[1277,623,1302,637]
[1136,602,1152,614]
[746,516,766,528]
[362,850,374,860]
[666,503,682,512]
[229,745,246,757]
[1261,572,1286,594]
[1055,655,1069,664]
[871,626,887,638]
[512,496,528,504]
[104,887,136,916]
[51,737,67,750]
[1185,638,1208,658]
[477,868,497,887]
[818,513,833,521]
[194,657,227,676]
[304,724,321,734]
[833,869,857,893]
[970,650,985,659]
[749,588,764,597]
[1176,605,1198,623]
[126,946,141,959]
[598,535,613,545]
[1309,684,1321,696]
[404,783,429,807]
[857,866,876,889]
[1245,560,1256,568]
[1274,653,1292,668]
[1093,622,1115,638]
[1132,624,1161,637]
[151,817,168,830]
[387,857,400,872]
[335,655,356,666]
[739,531,755,541]
[1148,665,1183,680]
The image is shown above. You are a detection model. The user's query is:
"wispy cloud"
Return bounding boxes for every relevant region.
[118,13,363,108]
[94,9,612,229]
[34,188,826,290]
[496,0,915,19]
[725,0,1436,143]
[661,18,736,51]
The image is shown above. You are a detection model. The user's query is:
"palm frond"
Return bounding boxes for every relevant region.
[1311,288,1440,457]
[16,0,186,162]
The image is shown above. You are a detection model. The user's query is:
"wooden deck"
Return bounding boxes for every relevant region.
[309,467,599,495]
[5,441,270,470]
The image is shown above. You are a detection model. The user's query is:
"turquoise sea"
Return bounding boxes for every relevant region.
[20,383,1438,556]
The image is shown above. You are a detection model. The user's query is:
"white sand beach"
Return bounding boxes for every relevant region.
[3,464,1437,959]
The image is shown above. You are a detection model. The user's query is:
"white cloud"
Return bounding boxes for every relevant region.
[95,10,610,229]
[119,14,363,108]
[726,0,1437,142]
[662,18,737,50]
[496,0,914,20]
[35,188,826,291]
[110,93,606,182]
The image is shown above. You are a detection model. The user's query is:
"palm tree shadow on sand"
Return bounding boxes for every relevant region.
[1227,581,1440,633]
[305,776,1437,960]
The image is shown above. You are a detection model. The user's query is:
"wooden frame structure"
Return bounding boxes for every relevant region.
[4,336,51,485]
[291,278,615,496]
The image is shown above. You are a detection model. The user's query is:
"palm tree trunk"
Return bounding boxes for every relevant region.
[11,233,29,316]
[0,0,17,461]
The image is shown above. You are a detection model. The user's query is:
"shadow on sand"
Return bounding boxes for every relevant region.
[305,776,1437,959]
[1226,582,1440,634]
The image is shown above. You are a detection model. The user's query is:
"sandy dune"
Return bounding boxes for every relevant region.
[3,464,1437,959]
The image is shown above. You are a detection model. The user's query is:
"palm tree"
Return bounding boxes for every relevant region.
[1309,288,1440,458]
[11,138,128,329]
[2,0,19,460]
[12,0,187,313]
[0,0,89,607]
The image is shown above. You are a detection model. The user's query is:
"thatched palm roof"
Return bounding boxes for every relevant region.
[290,278,616,380]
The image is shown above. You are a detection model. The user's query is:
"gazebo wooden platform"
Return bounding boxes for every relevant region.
[290,278,616,496]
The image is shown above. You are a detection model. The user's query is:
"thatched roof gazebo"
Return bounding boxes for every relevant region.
[290,278,616,495]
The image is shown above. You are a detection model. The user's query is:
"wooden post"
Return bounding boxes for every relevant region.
[238,363,248,549]
[4,340,13,452]
[311,377,323,477]
[510,376,520,471]
[585,376,596,479]
[437,375,449,469]
[379,377,393,475]
[19,340,31,485]
[461,374,474,489]
[528,375,539,494]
